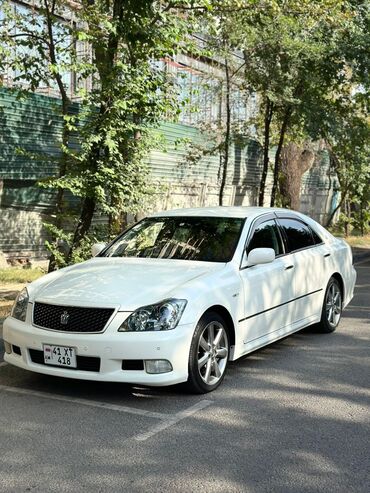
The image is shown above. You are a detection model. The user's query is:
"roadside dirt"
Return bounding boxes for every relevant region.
[0,283,23,330]
[0,282,23,298]
[0,300,12,331]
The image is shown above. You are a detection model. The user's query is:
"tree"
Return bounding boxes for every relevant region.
[233,0,364,207]
[1,0,209,267]
[0,0,77,270]
[323,107,369,232]
[161,0,369,212]
[280,141,316,210]
[179,4,255,206]
[59,0,208,256]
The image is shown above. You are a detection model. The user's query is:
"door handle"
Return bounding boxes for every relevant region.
[285,265,294,270]
[324,253,331,258]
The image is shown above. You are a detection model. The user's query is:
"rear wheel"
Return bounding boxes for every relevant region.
[186,312,229,394]
[318,277,342,333]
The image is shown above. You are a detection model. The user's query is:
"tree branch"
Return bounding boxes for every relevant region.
[8,33,50,46]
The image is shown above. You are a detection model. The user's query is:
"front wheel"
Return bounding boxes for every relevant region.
[186,312,229,394]
[318,277,342,333]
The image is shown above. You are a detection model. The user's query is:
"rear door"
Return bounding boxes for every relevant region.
[239,215,295,345]
[276,215,326,323]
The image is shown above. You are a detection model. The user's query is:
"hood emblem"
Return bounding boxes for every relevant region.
[60,311,70,325]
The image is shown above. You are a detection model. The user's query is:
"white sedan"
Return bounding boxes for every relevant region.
[3,207,356,393]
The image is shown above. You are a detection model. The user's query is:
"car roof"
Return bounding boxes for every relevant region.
[150,206,291,219]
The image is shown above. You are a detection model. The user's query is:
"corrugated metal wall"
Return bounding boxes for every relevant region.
[0,88,334,259]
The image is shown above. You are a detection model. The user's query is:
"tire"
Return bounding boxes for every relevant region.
[186,311,229,394]
[318,277,342,333]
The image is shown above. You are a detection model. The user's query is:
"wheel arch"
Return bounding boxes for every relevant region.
[331,272,345,300]
[202,305,236,349]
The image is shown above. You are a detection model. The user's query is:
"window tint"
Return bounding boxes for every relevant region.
[247,220,284,256]
[279,218,315,252]
[310,227,323,244]
[102,216,244,262]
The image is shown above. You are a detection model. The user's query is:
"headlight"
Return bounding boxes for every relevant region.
[119,299,187,332]
[11,287,29,322]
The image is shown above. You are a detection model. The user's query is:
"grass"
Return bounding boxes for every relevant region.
[0,268,45,325]
[0,268,45,284]
[342,234,370,249]
[333,232,370,248]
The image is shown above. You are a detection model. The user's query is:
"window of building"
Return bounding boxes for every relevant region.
[3,2,76,97]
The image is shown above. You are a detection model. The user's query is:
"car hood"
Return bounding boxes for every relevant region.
[30,257,226,310]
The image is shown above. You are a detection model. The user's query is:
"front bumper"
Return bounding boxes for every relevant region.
[3,316,195,386]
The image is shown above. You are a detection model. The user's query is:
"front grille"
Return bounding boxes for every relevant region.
[29,349,100,372]
[33,302,114,333]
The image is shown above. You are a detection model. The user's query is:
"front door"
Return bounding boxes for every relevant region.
[239,217,295,347]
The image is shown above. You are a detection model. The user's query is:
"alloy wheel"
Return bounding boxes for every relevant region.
[197,321,228,385]
[326,282,342,327]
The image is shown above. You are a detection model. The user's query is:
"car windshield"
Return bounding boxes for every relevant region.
[102,216,245,262]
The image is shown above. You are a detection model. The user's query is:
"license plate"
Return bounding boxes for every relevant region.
[43,344,77,368]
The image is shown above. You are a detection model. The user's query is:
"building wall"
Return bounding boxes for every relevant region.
[0,88,336,259]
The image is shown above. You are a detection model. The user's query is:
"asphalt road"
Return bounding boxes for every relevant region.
[0,260,369,493]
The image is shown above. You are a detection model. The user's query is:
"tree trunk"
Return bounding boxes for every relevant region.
[68,1,123,257]
[270,108,291,207]
[326,192,346,228]
[324,146,348,229]
[70,196,96,253]
[219,57,231,206]
[280,142,315,210]
[44,0,71,272]
[344,198,351,236]
[258,97,273,206]
[68,131,102,255]
[47,98,70,272]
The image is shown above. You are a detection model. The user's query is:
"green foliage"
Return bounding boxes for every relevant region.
[71,3,191,184]
[44,222,114,269]
[209,0,369,208]
[53,1,208,251]
[0,0,76,91]
[1,0,369,262]
[1,0,209,266]
[323,87,370,232]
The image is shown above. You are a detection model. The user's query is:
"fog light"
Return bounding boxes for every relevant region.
[145,360,173,374]
[4,341,12,354]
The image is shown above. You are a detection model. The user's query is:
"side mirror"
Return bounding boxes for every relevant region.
[247,248,275,267]
[91,243,106,257]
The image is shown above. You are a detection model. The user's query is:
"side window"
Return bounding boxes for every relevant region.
[310,227,323,244]
[279,218,315,252]
[247,220,284,256]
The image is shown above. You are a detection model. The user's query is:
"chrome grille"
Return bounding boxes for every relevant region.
[33,302,114,333]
